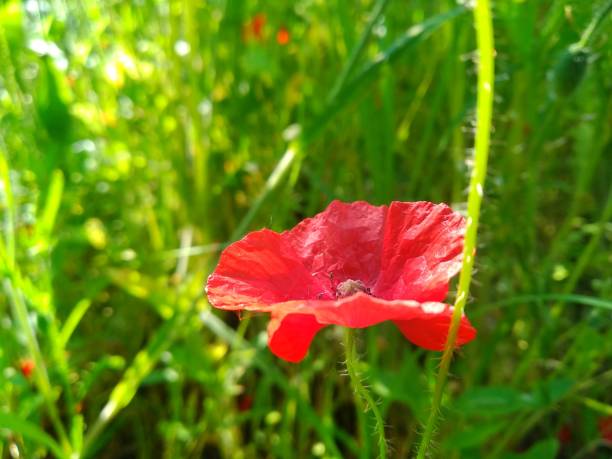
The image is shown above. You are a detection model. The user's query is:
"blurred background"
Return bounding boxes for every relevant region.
[0,0,611,458]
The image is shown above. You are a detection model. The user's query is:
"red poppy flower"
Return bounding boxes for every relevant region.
[206,201,476,362]
[19,359,35,379]
[599,416,612,442]
[557,424,572,445]
[238,394,254,412]
[243,13,266,42]
[276,27,290,45]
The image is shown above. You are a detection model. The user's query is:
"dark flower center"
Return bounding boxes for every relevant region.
[336,279,370,298]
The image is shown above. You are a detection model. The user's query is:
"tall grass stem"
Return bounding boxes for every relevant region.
[416,0,494,457]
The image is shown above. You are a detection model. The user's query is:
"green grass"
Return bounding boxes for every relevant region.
[1,0,611,458]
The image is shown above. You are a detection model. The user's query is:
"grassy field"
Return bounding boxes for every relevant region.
[1,0,611,458]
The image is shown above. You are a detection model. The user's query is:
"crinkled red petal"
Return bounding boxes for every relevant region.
[281,200,387,290]
[282,200,464,301]
[206,228,325,310]
[374,201,465,302]
[266,293,476,362]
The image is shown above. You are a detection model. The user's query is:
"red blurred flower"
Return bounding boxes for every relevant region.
[557,424,572,445]
[19,359,35,379]
[252,14,266,39]
[238,394,253,412]
[599,416,612,442]
[206,201,476,362]
[243,13,266,42]
[276,27,290,45]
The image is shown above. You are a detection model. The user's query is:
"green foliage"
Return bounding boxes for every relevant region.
[0,0,611,458]
[551,45,590,97]
[500,438,559,459]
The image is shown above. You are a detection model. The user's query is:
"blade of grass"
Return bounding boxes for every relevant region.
[512,184,612,385]
[3,271,71,454]
[487,367,612,458]
[37,170,64,239]
[81,308,190,457]
[0,412,67,459]
[160,242,229,259]
[231,142,300,240]
[36,170,80,437]
[580,397,612,416]
[59,299,93,347]
[0,148,16,270]
[1,150,73,455]
[416,0,494,456]
[473,293,612,316]
[305,6,467,142]
[327,0,391,103]
[576,0,612,48]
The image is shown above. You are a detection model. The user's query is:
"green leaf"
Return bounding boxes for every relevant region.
[481,294,612,314]
[551,45,590,98]
[0,412,67,459]
[305,6,467,141]
[37,169,64,242]
[501,438,559,459]
[0,0,25,53]
[59,298,92,347]
[534,378,574,407]
[453,386,538,416]
[442,421,508,450]
[371,353,428,421]
[35,58,72,142]
[100,311,183,421]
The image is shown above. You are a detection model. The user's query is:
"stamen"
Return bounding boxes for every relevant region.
[336,279,369,298]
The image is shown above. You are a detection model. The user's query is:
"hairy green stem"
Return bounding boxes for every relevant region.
[344,328,387,459]
[416,0,494,457]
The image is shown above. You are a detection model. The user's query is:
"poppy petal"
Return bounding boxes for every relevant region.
[206,229,324,310]
[374,201,465,302]
[268,312,326,362]
[266,293,475,362]
[393,312,476,351]
[282,201,386,287]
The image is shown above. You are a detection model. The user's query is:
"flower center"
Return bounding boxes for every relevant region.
[335,279,370,298]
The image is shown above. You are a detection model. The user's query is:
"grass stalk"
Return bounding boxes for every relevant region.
[415,0,494,456]
[577,0,612,48]
[1,153,71,454]
[327,0,391,104]
[80,309,189,457]
[3,277,72,454]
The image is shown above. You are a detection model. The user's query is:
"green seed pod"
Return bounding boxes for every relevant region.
[551,44,590,97]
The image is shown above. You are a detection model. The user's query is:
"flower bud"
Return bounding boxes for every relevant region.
[551,44,590,97]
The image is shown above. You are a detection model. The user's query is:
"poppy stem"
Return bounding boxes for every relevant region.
[416,0,494,457]
[344,328,387,459]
